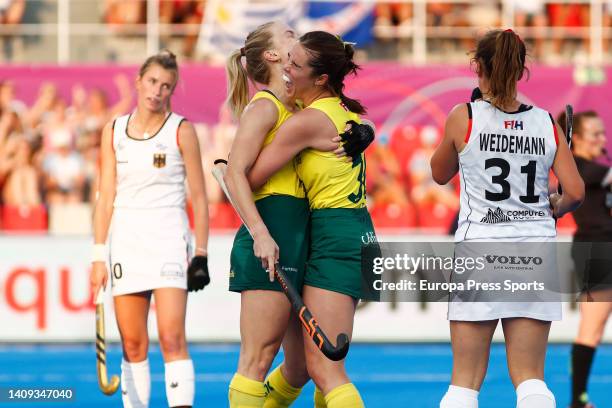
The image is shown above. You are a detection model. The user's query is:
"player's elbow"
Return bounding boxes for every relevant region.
[430,161,453,185]
[563,178,585,210]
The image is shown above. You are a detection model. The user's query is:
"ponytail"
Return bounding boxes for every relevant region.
[337,43,366,114]
[299,31,366,115]
[473,29,528,110]
[225,22,276,118]
[225,49,250,118]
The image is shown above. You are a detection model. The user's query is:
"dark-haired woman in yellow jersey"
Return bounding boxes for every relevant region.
[247,31,377,408]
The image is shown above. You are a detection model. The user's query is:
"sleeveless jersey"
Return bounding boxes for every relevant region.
[455,101,558,242]
[112,112,186,209]
[295,97,366,209]
[251,90,305,201]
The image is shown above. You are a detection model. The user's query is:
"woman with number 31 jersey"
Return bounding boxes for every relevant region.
[431,29,584,408]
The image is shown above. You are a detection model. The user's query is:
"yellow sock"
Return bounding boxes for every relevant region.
[229,373,266,408]
[262,365,303,407]
[314,387,327,408]
[324,383,364,408]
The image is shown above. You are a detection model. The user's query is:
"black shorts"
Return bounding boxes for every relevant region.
[571,241,612,295]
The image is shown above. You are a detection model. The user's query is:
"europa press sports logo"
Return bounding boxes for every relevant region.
[481,207,546,223]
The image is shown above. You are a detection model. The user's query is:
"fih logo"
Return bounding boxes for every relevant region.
[480,207,511,224]
[504,120,524,130]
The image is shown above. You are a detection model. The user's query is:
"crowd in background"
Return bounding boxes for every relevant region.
[106,1,612,62]
[0,0,601,233]
[2,1,612,63]
[0,78,465,233]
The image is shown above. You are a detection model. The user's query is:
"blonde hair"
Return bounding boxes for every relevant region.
[225,22,276,118]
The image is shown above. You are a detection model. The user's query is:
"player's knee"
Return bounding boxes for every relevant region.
[122,336,149,362]
[158,331,187,358]
[304,356,331,389]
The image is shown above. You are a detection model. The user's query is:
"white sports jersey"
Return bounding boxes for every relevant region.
[112,112,186,209]
[455,101,558,242]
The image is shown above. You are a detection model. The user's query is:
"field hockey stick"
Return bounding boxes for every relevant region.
[558,104,573,195]
[212,159,350,361]
[95,288,120,395]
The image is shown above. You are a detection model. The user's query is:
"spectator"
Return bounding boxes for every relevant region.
[25,82,57,130]
[606,1,612,54]
[548,3,589,61]
[0,111,18,188]
[409,126,458,209]
[509,0,547,60]
[2,136,41,207]
[41,98,75,154]
[159,0,205,58]
[366,142,410,207]
[69,74,132,138]
[42,127,86,204]
[104,0,146,31]
[0,80,27,118]
[0,0,24,24]
[375,2,412,27]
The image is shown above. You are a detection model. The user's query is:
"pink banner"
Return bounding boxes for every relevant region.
[1,63,611,150]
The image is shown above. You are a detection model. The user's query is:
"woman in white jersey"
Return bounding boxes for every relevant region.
[90,50,209,408]
[431,29,584,408]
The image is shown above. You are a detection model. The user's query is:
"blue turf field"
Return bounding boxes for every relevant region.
[0,343,610,407]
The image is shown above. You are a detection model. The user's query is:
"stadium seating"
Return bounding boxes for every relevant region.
[187,201,241,231]
[415,202,456,232]
[48,203,92,235]
[370,202,417,230]
[1,204,48,233]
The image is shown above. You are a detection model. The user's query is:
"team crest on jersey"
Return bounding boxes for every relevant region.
[153,153,166,168]
[504,120,524,130]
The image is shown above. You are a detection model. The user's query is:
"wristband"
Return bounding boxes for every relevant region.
[92,244,107,263]
[195,247,208,256]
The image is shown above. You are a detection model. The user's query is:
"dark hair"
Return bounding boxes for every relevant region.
[299,31,366,114]
[138,49,179,90]
[557,110,599,149]
[472,29,528,109]
[225,22,276,117]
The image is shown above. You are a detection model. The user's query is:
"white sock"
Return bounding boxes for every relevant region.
[121,358,151,408]
[440,385,479,408]
[165,359,195,407]
[516,379,555,408]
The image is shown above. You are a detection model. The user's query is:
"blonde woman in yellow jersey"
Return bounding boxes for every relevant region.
[247,31,378,408]
[223,22,314,408]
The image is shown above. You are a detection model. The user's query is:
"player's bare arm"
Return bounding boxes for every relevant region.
[246,108,337,190]
[551,121,585,217]
[225,98,280,276]
[431,103,466,184]
[179,119,209,255]
[91,121,116,297]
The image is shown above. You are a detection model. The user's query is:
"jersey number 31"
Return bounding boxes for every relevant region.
[485,158,539,203]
